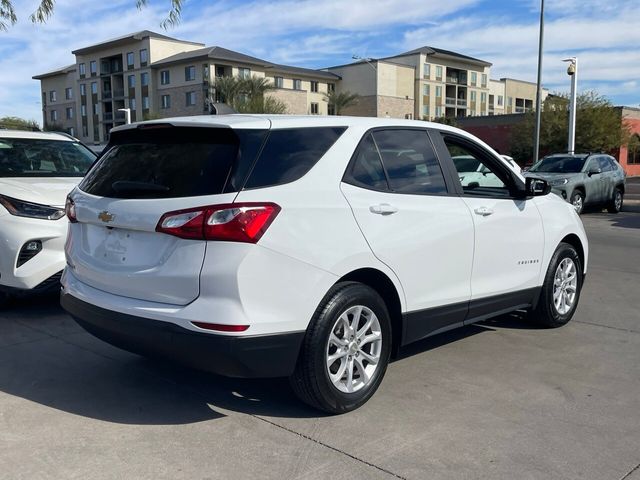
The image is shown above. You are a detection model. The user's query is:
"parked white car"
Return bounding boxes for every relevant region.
[61,116,588,413]
[0,130,96,305]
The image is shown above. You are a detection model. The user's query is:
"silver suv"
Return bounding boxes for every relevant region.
[525,153,626,214]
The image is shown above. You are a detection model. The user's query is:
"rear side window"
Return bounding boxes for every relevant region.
[372,129,447,194]
[598,156,614,172]
[244,127,346,189]
[345,134,388,191]
[79,127,266,198]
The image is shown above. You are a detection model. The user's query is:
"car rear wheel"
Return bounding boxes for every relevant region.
[290,282,391,414]
[607,188,623,213]
[570,190,584,214]
[530,242,582,328]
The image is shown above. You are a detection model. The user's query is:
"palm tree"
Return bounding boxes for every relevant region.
[324,90,360,115]
[209,75,287,114]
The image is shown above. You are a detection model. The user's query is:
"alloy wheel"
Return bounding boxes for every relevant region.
[553,258,578,315]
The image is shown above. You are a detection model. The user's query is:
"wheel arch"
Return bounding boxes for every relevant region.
[337,268,403,356]
[560,233,585,273]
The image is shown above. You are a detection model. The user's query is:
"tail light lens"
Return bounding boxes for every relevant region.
[65,196,77,223]
[156,203,280,243]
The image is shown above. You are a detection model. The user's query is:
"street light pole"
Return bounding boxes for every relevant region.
[563,57,578,154]
[352,55,377,71]
[533,0,544,164]
[117,108,131,125]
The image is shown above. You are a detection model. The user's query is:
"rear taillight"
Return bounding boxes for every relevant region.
[65,196,77,223]
[191,321,249,332]
[155,203,280,243]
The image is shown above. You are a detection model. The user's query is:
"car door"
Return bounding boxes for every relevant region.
[597,156,616,201]
[583,156,605,204]
[432,132,545,321]
[340,128,474,344]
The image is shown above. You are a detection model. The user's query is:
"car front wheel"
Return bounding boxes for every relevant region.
[530,242,583,328]
[607,188,623,213]
[290,282,392,414]
[570,190,584,214]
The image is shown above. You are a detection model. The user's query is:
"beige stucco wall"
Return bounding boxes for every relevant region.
[266,89,307,114]
[157,84,203,118]
[341,96,377,117]
[39,70,76,132]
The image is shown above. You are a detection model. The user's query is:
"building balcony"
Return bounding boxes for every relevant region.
[103,112,113,121]
[102,91,113,100]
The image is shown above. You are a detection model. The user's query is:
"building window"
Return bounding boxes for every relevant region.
[160,70,170,85]
[470,72,477,86]
[436,66,443,81]
[80,84,86,96]
[185,65,196,81]
[629,135,640,164]
[82,125,88,137]
[481,92,487,103]
[140,49,148,66]
[328,83,335,92]
[238,67,251,79]
[141,72,149,86]
[470,91,477,102]
[90,61,97,77]
[435,86,442,98]
[91,82,97,95]
[93,125,99,142]
[481,74,487,88]
[186,91,196,106]
[66,107,73,119]
[497,95,504,106]
[310,102,319,114]
[127,52,134,69]
[128,75,135,88]
[50,110,58,122]
[49,90,57,102]
[423,63,431,79]
[79,63,86,78]
[65,88,73,100]
[93,104,99,115]
[274,76,283,88]
[422,105,429,117]
[310,81,318,93]
[129,98,136,111]
[293,79,302,90]
[161,94,171,109]
[328,104,336,115]
[422,84,430,96]
[142,96,150,110]
[435,106,443,117]
[81,105,87,117]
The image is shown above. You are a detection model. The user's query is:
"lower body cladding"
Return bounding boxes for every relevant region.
[61,293,305,378]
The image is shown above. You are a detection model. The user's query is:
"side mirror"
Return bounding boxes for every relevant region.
[524,177,551,197]
[588,166,602,176]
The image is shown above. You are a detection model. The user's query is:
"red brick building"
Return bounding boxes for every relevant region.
[457,107,640,176]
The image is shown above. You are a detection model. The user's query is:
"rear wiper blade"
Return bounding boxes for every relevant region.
[111,181,170,193]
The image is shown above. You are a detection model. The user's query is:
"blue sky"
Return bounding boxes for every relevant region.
[1,0,639,125]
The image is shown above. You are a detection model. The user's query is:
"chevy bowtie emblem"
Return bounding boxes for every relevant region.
[98,211,115,223]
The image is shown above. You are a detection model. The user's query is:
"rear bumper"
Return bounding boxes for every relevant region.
[61,293,305,378]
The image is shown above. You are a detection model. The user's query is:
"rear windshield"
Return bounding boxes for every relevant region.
[0,138,96,177]
[79,126,266,199]
[530,156,585,173]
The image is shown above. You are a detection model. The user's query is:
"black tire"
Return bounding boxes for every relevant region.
[607,187,623,213]
[530,243,583,328]
[570,190,584,215]
[0,291,9,309]
[290,282,392,414]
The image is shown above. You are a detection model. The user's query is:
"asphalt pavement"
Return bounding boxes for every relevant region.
[1,211,639,480]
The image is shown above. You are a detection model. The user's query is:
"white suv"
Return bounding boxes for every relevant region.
[0,130,96,306]
[61,116,588,413]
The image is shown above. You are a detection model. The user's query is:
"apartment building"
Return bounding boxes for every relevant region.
[34,31,339,144]
[34,31,547,143]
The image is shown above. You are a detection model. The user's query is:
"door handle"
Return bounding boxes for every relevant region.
[474,206,494,216]
[369,203,398,215]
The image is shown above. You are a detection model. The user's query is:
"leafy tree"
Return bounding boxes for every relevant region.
[0,116,39,131]
[431,116,458,127]
[0,0,183,31]
[324,90,359,115]
[209,75,287,114]
[142,111,162,121]
[510,91,630,164]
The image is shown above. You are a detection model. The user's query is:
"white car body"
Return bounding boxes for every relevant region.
[61,115,588,409]
[0,131,96,294]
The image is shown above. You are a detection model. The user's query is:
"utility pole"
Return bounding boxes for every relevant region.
[533,0,544,163]
[563,57,578,154]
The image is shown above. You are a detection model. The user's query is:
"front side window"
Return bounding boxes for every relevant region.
[185,65,196,81]
[598,156,614,172]
[444,136,512,196]
[0,138,95,177]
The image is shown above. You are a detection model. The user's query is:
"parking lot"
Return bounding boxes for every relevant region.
[1,207,639,480]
